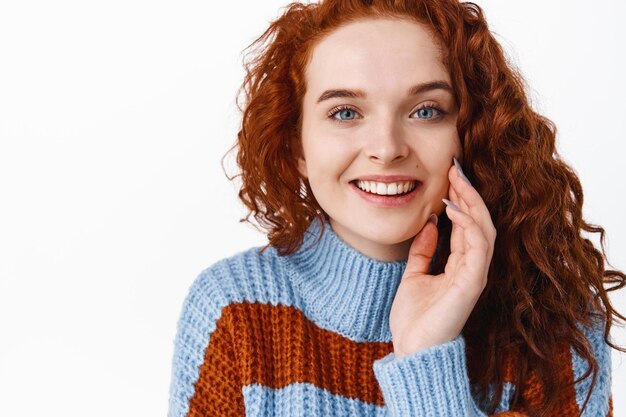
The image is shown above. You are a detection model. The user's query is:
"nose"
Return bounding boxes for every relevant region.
[364,117,410,164]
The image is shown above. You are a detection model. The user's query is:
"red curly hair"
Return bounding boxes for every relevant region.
[222,0,626,415]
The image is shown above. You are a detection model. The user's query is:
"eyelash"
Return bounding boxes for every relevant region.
[326,103,446,123]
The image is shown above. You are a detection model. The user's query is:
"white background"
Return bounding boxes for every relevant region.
[0,0,624,415]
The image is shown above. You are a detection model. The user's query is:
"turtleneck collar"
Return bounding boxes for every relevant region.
[282,216,408,343]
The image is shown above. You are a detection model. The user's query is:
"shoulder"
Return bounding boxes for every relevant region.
[569,314,612,411]
[571,310,612,379]
[184,244,287,310]
[169,245,279,417]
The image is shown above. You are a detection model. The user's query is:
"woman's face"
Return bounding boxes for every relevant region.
[298,17,462,262]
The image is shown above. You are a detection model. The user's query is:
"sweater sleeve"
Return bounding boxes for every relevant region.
[372,320,613,417]
[167,268,245,417]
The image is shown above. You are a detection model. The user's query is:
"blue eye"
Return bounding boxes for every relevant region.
[412,105,444,120]
[328,106,360,121]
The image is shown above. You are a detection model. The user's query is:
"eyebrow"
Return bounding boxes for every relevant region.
[316,80,453,104]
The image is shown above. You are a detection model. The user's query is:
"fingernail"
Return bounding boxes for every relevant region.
[453,157,471,185]
[442,198,461,211]
[428,213,438,226]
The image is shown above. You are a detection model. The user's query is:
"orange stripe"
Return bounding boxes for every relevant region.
[190,301,585,415]
[188,308,246,417]
[228,302,392,405]
[189,301,392,414]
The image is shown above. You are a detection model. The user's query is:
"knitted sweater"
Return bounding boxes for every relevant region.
[167,217,613,417]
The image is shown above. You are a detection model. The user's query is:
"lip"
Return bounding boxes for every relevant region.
[352,174,419,183]
[350,180,421,207]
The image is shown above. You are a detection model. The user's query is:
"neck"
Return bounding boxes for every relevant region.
[281,216,408,341]
[328,217,414,261]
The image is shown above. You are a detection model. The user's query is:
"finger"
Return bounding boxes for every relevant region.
[448,160,496,241]
[446,191,465,255]
[450,218,464,255]
[444,203,491,255]
[404,219,439,277]
[448,161,480,212]
[445,173,494,294]
[444,210,491,290]
[449,183,469,214]
[446,197,496,259]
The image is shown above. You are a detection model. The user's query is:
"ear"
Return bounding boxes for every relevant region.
[296,156,308,179]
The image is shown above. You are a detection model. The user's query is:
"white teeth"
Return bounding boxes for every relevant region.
[355,180,416,195]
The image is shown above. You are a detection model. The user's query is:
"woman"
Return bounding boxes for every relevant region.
[168,0,625,416]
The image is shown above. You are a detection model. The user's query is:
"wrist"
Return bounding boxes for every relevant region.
[393,335,460,358]
[393,342,432,358]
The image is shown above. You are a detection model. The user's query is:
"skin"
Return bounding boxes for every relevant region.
[297,17,497,355]
[298,17,460,262]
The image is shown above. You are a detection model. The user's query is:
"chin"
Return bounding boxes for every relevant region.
[360,223,419,245]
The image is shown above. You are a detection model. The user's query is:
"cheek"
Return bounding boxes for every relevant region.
[429,169,450,195]
[303,137,354,175]
[423,167,451,211]
[435,122,461,153]
[420,149,454,195]
[426,131,459,175]
[421,149,452,174]
[319,156,352,186]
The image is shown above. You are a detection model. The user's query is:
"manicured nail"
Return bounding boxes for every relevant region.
[428,213,438,226]
[442,198,461,211]
[453,157,471,185]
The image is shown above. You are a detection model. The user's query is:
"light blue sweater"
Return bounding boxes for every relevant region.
[168,216,613,416]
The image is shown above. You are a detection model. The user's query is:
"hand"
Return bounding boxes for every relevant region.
[389,157,497,357]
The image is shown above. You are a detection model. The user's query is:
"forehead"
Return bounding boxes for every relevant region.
[305,18,450,94]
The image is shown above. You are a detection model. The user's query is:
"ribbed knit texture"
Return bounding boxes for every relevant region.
[168,217,613,417]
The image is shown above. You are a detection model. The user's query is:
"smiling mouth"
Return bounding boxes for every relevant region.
[350,180,419,196]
